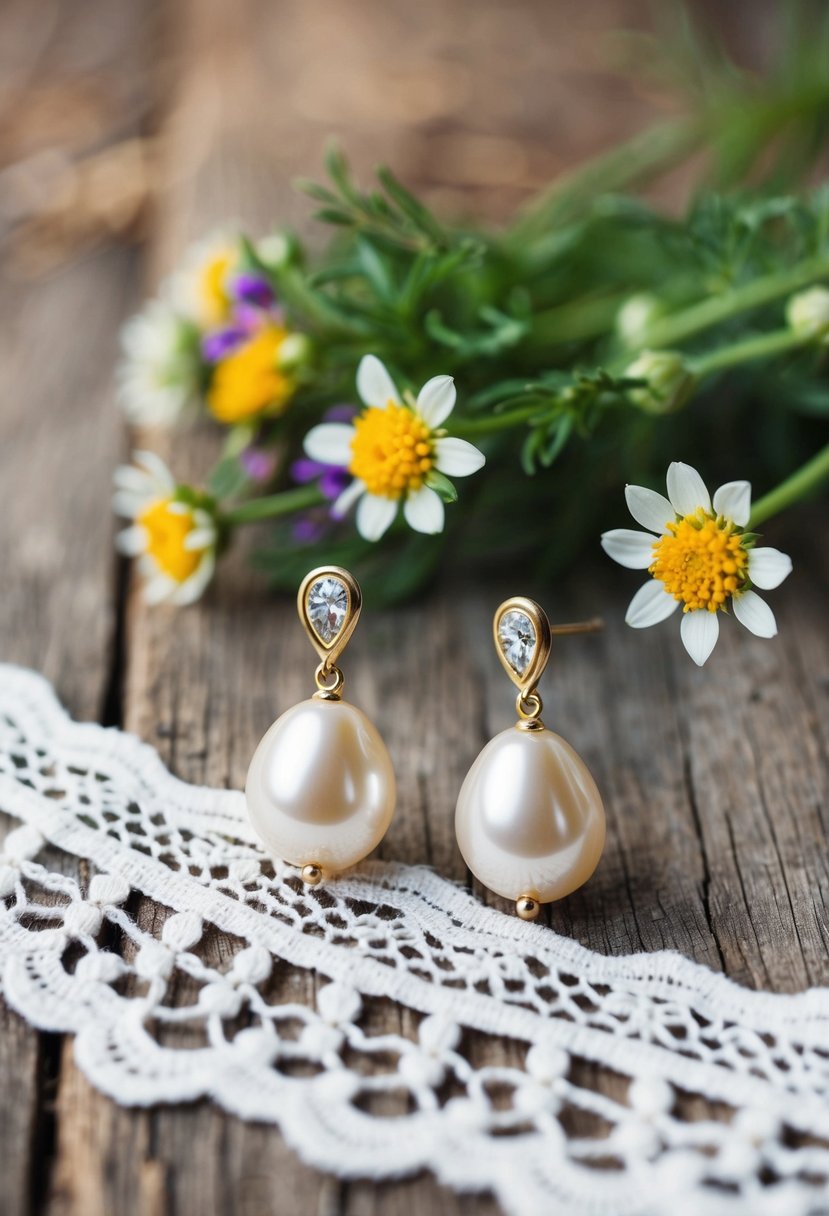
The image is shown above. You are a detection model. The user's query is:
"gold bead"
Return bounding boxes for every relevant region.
[301,863,324,886]
[516,894,540,920]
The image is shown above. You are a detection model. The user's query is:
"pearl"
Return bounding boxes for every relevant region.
[455,726,605,904]
[246,698,396,873]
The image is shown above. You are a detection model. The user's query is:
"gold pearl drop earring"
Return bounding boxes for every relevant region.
[455,598,606,919]
[246,567,396,884]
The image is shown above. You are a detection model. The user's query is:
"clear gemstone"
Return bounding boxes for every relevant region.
[498,610,536,676]
[307,577,348,644]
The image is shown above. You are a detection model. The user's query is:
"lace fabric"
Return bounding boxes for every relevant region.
[1,663,828,1214]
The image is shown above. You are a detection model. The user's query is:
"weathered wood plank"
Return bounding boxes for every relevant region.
[0,3,162,1215]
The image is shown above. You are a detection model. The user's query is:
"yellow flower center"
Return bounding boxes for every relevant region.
[206,325,294,424]
[349,403,434,499]
[138,498,202,583]
[650,511,749,613]
[200,252,234,325]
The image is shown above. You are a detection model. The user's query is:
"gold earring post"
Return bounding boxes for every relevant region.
[549,617,605,636]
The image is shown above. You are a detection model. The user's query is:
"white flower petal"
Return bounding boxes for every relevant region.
[666,462,710,516]
[356,493,397,542]
[356,355,401,408]
[172,553,215,605]
[403,485,445,534]
[183,527,216,552]
[600,529,657,570]
[166,501,189,516]
[416,375,456,427]
[113,465,153,494]
[112,491,149,519]
[625,580,680,629]
[133,450,175,493]
[302,423,354,466]
[331,479,365,519]
[712,480,751,526]
[116,526,147,557]
[434,436,485,477]
[680,610,720,666]
[748,547,793,590]
[624,485,675,534]
[732,590,777,638]
[143,574,176,605]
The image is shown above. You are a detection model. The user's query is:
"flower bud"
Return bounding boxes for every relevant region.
[624,350,696,415]
[786,286,829,342]
[256,231,293,270]
[615,293,663,349]
[276,332,312,371]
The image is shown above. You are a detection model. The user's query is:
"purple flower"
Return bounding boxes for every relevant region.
[291,457,350,504]
[202,325,249,362]
[292,515,327,544]
[241,447,278,484]
[231,272,275,309]
[291,458,324,485]
[324,403,358,424]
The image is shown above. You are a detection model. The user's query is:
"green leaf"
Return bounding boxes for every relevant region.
[425,470,458,503]
[313,208,354,227]
[376,166,446,244]
[538,415,574,467]
[207,455,251,501]
[295,179,340,205]
[424,310,464,348]
[356,237,395,299]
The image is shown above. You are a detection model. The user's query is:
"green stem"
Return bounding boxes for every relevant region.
[639,256,829,350]
[690,327,810,377]
[222,485,325,526]
[527,292,629,346]
[510,118,700,244]
[275,266,372,336]
[749,442,829,528]
[451,404,541,438]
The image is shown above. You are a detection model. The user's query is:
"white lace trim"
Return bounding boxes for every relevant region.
[1,664,828,1214]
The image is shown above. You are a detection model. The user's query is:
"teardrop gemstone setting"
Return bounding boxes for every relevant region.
[497,609,536,677]
[307,576,349,646]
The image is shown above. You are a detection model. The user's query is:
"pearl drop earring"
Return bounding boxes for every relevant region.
[246,567,396,885]
[455,597,606,920]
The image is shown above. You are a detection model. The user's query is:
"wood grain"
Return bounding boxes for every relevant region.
[2,0,827,1214]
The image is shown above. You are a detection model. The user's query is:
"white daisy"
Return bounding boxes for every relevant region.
[113,451,217,606]
[601,461,792,666]
[302,355,485,541]
[116,299,200,428]
[168,229,238,328]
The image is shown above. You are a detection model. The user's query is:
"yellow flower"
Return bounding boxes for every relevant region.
[601,461,792,665]
[113,452,217,606]
[207,325,295,424]
[169,231,238,329]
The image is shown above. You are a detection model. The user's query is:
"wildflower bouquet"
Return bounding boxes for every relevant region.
[115,4,829,661]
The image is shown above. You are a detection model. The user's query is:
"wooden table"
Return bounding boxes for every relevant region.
[2,1,827,1213]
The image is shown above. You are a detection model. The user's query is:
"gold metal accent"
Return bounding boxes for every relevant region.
[301,863,324,886]
[298,566,362,701]
[550,617,604,637]
[313,662,345,699]
[516,894,540,920]
[494,597,604,730]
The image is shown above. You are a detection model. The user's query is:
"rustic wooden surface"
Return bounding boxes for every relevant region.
[2,1,827,1214]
